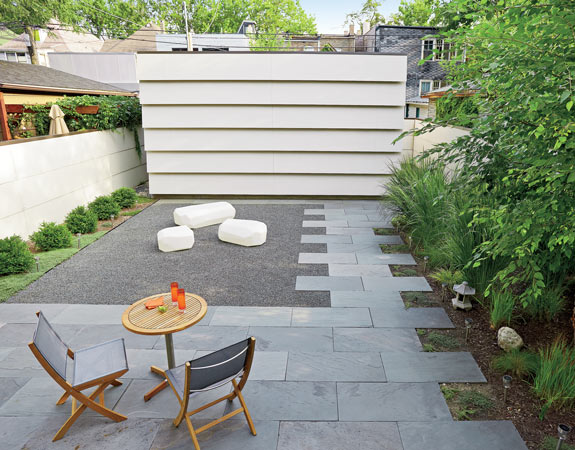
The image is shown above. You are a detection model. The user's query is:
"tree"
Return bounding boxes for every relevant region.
[0,0,76,64]
[345,0,385,33]
[73,0,151,39]
[411,0,575,306]
[389,0,441,26]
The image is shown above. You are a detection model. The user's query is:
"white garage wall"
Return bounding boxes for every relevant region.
[137,52,407,197]
[0,128,146,239]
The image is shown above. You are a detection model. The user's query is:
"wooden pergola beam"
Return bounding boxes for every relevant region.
[0,92,12,141]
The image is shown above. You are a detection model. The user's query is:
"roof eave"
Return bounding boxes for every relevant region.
[0,82,136,96]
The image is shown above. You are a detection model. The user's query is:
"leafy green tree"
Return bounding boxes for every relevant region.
[345,0,385,33]
[411,0,575,306]
[389,0,441,26]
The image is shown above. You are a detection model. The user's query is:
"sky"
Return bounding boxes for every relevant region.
[299,0,402,34]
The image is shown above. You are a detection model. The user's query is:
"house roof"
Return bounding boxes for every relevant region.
[421,84,478,99]
[0,60,134,96]
[101,24,162,52]
[0,27,103,52]
[406,96,429,105]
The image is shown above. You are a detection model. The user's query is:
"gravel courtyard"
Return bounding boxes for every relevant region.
[8,202,330,307]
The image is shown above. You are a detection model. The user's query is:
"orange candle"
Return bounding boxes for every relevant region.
[177,288,186,313]
[171,282,178,304]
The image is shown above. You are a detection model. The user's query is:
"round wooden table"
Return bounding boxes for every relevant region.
[122,292,208,401]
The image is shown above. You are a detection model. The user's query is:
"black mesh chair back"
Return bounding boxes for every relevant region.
[33,311,68,380]
[188,338,250,392]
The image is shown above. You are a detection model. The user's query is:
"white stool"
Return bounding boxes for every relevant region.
[157,226,195,252]
[218,219,267,247]
[174,202,236,229]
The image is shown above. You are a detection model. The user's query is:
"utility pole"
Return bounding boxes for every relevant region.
[183,2,192,51]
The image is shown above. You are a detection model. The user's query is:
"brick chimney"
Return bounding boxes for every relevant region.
[349,23,355,35]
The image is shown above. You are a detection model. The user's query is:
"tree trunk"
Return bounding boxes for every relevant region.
[25,26,39,65]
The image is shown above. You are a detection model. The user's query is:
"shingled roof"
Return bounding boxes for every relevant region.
[0,60,134,96]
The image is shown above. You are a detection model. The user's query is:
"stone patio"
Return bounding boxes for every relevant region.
[0,200,527,449]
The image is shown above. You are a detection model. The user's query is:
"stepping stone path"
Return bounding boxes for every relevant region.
[0,200,527,449]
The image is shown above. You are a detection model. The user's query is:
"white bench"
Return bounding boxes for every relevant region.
[157,226,195,252]
[174,202,236,229]
[218,219,267,247]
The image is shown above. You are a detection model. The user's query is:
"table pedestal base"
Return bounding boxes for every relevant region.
[144,334,175,402]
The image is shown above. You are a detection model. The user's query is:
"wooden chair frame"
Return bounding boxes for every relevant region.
[162,337,257,450]
[28,312,128,441]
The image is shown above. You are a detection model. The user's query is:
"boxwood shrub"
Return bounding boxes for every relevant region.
[65,206,98,234]
[88,195,120,220]
[112,187,137,209]
[30,222,72,251]
[0,235,34,275]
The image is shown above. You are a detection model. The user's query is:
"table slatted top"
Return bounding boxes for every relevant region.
[122,293,207,335]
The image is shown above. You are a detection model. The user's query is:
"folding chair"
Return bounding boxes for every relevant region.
[28,311,129,441]
[162,337,257,450]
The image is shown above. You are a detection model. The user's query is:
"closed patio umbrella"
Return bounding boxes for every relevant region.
[48,104,69,136]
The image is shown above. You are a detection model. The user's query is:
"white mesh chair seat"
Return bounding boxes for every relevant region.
[71,339,128,387]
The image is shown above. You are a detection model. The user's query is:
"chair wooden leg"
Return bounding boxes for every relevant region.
[110,379,123,387]
[56,392,70,405]
[99,391,105,406]
[184,414,201,450]
[174,400,187,427]
[232,379,256,436]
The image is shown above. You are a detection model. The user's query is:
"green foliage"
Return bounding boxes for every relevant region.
[526,283,566,321]
[121,210,141,216]
[427,331,460,350]
[540,437,575,450]
[423,343,436,352]
[374,227,395,235]
[492,349,539,379]
[393,267,418,277]
[412,0,575,307]
[0,231,106,303]
[440,385,459,400]
[30,222,72,251]
[88,196,121,220]
[65,206,98,234]
[429,268,464,286]
[0,236,34,275]
[111,187,138,209]
[458,390,494,411]
[534,339,575,418]
[489,290,515,329]
[391,214,408,230]
[389,0,441,26]
[345,0,385,32]
[381,243,410,253]
[435,94,479,127]
[417,329,427,336]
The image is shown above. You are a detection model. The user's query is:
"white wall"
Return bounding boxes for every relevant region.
[403,119,470,158]
[137,52,407,197]
[0,128,147,239]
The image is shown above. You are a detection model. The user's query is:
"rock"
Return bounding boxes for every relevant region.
[497,327,523,352]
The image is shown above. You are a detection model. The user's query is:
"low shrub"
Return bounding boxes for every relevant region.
[534,339,575,418]
[65,206,98,234]
[111,187,138,209]
[30,222,72,251]
[491,349,539,379]
[427,332,460,350]
[526,283,566,321]
[88,195,120,220]
[489,290,515,329]
[429,268,464,287]
[0,235,34,275]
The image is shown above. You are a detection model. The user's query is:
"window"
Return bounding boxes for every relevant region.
[421,38,455,61]
[420,80,432,96]
[433,80,444,91]
[422,39,434,60]
[304,46,315,52]
[416,107,420,119]
[0,51,30,63]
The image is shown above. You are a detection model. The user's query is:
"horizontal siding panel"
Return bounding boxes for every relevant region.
[139,81,406,106]
[144,129,402,152]
[137,53,406,82]
[142,105,404,130]
[149,173,387,196]
[146,152,402,175]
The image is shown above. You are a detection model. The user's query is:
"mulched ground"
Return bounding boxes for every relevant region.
[385,234,575,449]
[12,202,330,307]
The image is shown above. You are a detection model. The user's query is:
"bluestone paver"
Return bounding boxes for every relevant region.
[0,323,39,347]
[305,208,343,215]
[123,349,197,379]
[356,253,417,265]
[325,227,375,235]
[337,382,452,422]
[299,253,357,264]
[347,221,392,228]
[351,234,404,244]
[70,324,161,350]
[295,276,364,291]
[329,264,392,277]
[303,220,348,228]
[370,307,454,329]
[0,303,68,323]
[326,243,382,254]
[153,326,249,351]
[330,290,404,308]
[323,213,369,221]
[0,348,49,378]
[292,308,372,327]
[278,421,403,450]
[0,416,51,450]
[334,328,422,352]
[0,377,30,407]
[209,307,292,327]
[362,276,432,291]
[194,350,288,381]
[151,419,279,450]
[398,421,528,450]
[228,380,338,421]
[301,234,351,244]
[381,352,486,383]
[51,305,129,325]
[286,352,386,382]
[249,327,334,352]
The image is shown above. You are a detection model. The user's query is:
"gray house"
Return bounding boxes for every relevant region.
[358,25,450,118]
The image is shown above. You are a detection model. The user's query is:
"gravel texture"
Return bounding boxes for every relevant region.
[9,203,330,307]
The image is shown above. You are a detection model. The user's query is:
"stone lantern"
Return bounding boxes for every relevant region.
[451,281,475,311]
